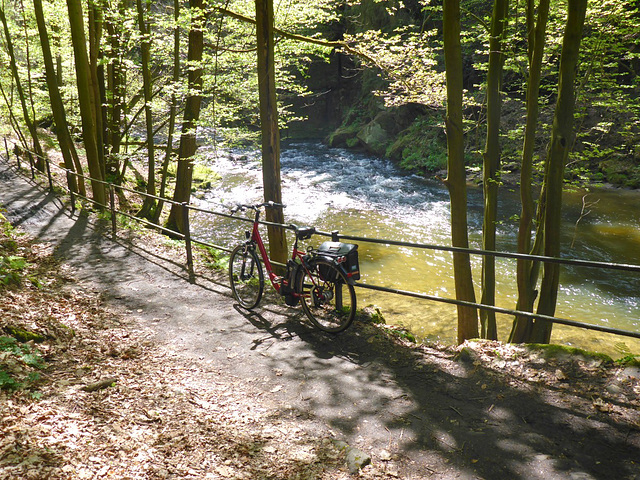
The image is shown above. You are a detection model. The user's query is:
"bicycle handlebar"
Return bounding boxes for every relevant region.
[230,201,285,214]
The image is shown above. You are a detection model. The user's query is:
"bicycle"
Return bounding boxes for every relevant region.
[228,201,360,333]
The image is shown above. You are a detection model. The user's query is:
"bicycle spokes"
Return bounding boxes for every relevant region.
[229,245,264,309]
[300,259,355,332]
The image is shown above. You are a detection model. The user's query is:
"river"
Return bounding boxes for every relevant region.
[191,141,640,358]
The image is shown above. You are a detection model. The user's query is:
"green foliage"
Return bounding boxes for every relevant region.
[614,342,640,365]
[0,255,28,286]
[387,117,447,173]
[200,246,229,271]
[361,305,386,324]
[0,335,45,392]
[1,0,639,191]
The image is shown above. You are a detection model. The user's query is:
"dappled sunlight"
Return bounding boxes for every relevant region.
[193,142,640,358]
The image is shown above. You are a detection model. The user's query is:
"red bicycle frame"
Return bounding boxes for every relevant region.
[246,207,308,296]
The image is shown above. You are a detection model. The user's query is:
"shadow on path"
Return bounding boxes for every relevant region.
[1,157,638,479]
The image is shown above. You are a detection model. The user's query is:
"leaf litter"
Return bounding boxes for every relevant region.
[0,225,391,479]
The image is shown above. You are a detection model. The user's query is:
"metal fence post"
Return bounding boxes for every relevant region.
[3,138,9,165]
[331,230,340,242]
[45,157,53,192]
[69,176,76,213]
[109,184,117,240]
[27,149,35,179]
[182,202,195,283]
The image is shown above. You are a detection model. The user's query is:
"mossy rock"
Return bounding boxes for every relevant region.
[4,326,46,343]
[327,125,361,148]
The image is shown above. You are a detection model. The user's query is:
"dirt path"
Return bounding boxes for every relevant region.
[1,157,639,479]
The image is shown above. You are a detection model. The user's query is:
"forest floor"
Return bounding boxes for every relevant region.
[1,156,640,480]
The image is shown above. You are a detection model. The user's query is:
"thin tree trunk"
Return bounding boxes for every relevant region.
[67,0,107,206]
[87,0,106,179]
[442,0,479,344]
[166,0,204,234]
[530,0,587,343]
[18,0,40,155]
[0,79,30,155]
[510,0,550,343]
[480,0,509,340]
[33,0,85,195]
[153,0,180,224]
[136,0,157,219]
[104,0,126,175]
[255,0,288,268]
[0,6,45,172]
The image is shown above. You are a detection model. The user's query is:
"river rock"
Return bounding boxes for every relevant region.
[357,112,396,156]
[356,105,425,157]
[621,366,640,379]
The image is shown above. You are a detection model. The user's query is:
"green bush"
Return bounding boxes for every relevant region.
[0,336,45,392]
[0,255,28,286]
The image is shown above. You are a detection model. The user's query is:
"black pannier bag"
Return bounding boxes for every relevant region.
[282,259,301,306]
[316,242,360,281]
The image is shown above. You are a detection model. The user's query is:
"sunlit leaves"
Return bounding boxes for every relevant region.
[344,26,446,107]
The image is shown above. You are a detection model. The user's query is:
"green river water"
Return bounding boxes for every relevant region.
[193,142,640,358]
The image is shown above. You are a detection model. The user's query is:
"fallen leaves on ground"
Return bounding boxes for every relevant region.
[0,224,388,479]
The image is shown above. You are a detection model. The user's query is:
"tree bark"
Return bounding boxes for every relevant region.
[153,0,180,224]
[530,0,587,343]
[33,0,85,195]
[136,0,157,219]
[0,6,45,172]
[480,0,509,340]
[166,0,204,234]
[255,0,288,268]
[87,0,106,178]
[510,0,550,343]
[442,0,479,344]
[67,0,107,206]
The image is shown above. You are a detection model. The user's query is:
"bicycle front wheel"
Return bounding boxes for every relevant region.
[229,245,264,309]
[298,258,356,333]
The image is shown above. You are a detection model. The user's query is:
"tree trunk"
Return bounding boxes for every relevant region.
[166,0,204,234]
[104,0,127,172]
[153,0,180,224]
[510,0,550,343]
[136,0,157,219]
[33,0,85,195]
[87,0,106,178]
[255,0,288,268]
[0,6,45,172]
[67,0,107,206]
[0,79,31,155]
[480,0,509,340]
[442,0,479,344]
[530,0,587,343]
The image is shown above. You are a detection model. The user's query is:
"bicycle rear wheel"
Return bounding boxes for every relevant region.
[298,258,356,332]
[229,244,264,309]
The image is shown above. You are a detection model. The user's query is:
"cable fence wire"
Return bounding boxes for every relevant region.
[3,141,640,340]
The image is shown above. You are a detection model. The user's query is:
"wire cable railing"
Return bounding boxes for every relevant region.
[3,140,640,341]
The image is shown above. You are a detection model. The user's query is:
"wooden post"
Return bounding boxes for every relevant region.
[182,202,195,283]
